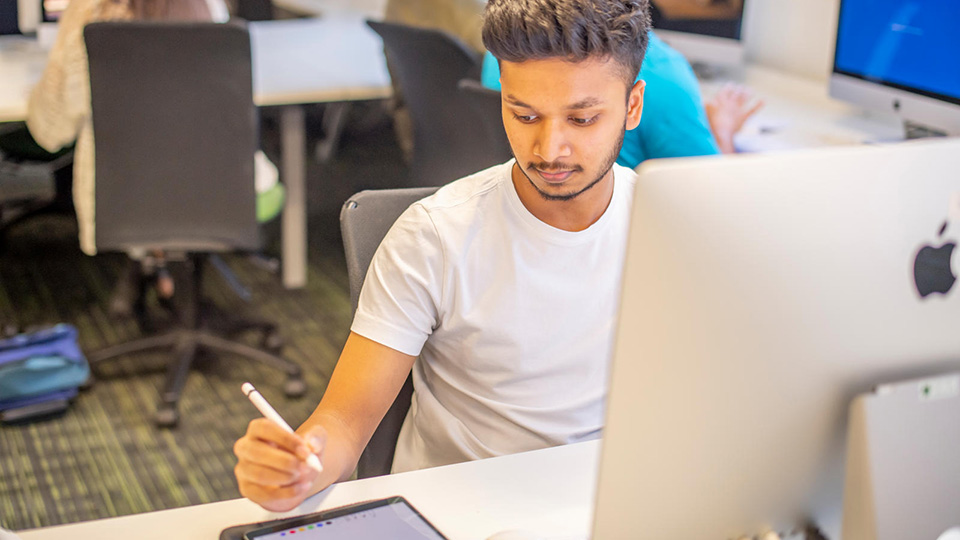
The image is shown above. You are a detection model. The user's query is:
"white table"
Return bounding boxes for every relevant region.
[0,35,48,123]
[271,0,385,19]
[250,16,391,288]
[699,65,905,152]
[0,16,392,289]
[17,440,601,540]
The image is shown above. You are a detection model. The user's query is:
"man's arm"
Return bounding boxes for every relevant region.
[233,331,416,512]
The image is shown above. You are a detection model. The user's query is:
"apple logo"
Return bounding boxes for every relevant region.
[914,220,957,298]
[937,527,960,540]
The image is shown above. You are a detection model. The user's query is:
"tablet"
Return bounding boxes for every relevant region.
[242,496,449,540]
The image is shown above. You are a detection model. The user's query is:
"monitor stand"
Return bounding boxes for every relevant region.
[36,21,58,49]
[842,373,960,540]
[691,61,744,83]
[904,120,949,140]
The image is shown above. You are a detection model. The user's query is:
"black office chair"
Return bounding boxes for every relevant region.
[83,21,304,427]
[234,0,273,21]
[457,78,513,164]
[0,126,74,243]
[367,21,507,187]
[340,186,439,478]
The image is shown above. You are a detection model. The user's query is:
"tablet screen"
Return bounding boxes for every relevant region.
[244,497,448,540]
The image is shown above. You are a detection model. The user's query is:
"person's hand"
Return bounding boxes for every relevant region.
[705,83,764,154]
[738,533,781,540]
[234,419,327,512]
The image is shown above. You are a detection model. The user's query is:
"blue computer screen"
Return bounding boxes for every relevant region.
[834,0,960,103]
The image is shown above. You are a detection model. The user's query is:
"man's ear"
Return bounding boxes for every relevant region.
[626,79,645,130]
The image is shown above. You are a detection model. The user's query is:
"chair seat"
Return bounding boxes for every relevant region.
[0,162,56,203]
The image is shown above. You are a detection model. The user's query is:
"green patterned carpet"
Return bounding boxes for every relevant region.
[0,104,408,531]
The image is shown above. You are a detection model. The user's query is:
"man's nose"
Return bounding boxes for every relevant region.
[534,119,572,163]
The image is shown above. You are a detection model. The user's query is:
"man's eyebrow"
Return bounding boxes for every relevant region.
[503,94,605,110]
[567,97,604,109]
[504,94,532,108]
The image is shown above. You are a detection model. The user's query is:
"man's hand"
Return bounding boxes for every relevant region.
[705,83,764,154]
[233,419,328,512]
[233,332,417,511]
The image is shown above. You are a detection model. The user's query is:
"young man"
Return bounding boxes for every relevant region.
[481,35,763,162]
[233,0,650,512]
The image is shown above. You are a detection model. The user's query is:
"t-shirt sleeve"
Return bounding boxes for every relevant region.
[632,56,721,161]
[350,203,445,357]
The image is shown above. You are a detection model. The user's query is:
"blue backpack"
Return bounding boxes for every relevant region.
[0,324,90,412]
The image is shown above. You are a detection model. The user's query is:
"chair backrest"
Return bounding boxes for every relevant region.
[235,0,273,22]
[367,20,507,187]
[340,186,439,478]
[457,78,513,162]
[84,22,259,253]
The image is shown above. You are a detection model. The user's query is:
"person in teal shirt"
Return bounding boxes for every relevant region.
[481,31,758,167]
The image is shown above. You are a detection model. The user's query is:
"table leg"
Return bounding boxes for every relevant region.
[280,104,307,289]
[314,102,350,163]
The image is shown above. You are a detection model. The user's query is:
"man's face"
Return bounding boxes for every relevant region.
[499,56,644,202]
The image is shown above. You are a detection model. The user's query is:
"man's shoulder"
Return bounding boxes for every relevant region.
[413,160,512,216]
[614,163,639,189]
[639,32,697,89]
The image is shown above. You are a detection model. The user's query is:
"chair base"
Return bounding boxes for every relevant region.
[90,254,304,428]
[88,328,304,427]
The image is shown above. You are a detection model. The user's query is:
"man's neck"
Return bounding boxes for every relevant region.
[510,163,616,232]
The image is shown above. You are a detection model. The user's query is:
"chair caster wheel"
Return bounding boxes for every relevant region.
[263,331,284,352]
[283,378,306,398]
[155,407,179,427]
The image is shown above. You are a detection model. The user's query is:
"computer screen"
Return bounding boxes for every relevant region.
[244,498,448,540]
[830,0,960,135]
[1,0,19,34]
[592,138,960,539]
[649,0,746,68]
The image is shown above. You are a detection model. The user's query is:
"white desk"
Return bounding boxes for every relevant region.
[0,16,391,289]
[17,440,600,540]
[0,36,48,123]
[271,0,385,19]
[699,65,905,152]
[250,16,390,288]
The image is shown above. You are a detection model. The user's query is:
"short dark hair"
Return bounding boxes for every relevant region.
[482,0,652,85]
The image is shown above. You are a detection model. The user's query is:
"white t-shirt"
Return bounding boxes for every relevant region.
[351,160,638,472]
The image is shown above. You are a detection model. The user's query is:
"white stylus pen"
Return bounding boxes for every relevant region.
[242,382,323,474]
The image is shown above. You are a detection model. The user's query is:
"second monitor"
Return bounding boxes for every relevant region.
[650,0,746,70]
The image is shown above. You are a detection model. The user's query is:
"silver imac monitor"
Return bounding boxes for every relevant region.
[650,0,746,70]
[829,0,960,137]
[16,0,40,33]
[592,139,960,539]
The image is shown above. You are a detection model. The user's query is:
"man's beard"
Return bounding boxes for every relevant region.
[520,126,626,202]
